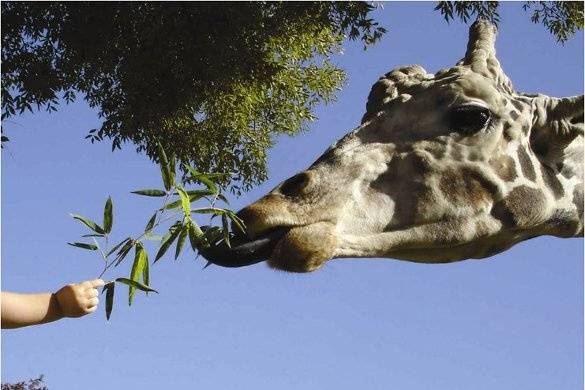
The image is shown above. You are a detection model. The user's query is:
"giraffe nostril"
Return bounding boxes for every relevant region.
[279,172,312,197]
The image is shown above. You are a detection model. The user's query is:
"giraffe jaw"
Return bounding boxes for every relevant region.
[200,221,338,273]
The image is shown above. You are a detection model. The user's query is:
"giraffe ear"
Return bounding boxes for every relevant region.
[530,95,584,160]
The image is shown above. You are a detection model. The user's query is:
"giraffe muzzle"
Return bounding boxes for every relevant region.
[199,227,289,268]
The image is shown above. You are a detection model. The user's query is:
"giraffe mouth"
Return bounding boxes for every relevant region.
[198,227,290,268]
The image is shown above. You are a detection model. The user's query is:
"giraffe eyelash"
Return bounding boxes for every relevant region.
[447,105,492,134]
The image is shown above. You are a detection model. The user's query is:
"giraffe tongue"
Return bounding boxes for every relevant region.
[198,228,288,268]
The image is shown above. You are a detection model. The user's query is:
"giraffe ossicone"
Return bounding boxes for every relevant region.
[205,21,584,273]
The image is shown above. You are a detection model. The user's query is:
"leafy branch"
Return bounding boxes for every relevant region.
[68,144,245,320]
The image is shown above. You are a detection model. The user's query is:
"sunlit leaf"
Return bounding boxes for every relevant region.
[185,189,215,200]
[115,278,158,293]
[128,244,148,305]
[143,231,163,241]
[191,207,225,216]
[70,213,105,234]
[143,252,150,291]
[131,189,167,197]
[103,196,113,233]
[176,186,191,218]
[189,223,203,252]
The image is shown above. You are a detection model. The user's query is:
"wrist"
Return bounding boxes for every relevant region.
[51,292,65,319]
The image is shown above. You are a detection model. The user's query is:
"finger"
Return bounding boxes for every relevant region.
[79,281,93,289]
[86,306,98,313]
[86,288,99,298]
[89,279,106,288]
[87,297,99,307]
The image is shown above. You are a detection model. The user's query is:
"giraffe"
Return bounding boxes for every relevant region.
[203,21,584,273]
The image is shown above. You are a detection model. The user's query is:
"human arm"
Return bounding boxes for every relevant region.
[1,279,105,329]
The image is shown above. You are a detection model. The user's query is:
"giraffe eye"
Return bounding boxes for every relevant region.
[447,106,491,134]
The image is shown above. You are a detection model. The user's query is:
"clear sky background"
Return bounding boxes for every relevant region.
[2,3,583,389]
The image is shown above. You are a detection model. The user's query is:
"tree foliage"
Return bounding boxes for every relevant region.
[435,1,583,43]
[3,2,582,193]
[1,376,48,390]
[1,2,385,193]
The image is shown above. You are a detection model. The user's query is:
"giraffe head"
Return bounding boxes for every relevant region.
[219,21,584,272]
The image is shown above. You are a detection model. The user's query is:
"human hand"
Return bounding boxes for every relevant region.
[55,279,105,318]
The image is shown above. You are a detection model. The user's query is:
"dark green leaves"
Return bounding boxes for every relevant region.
[2,3,388,192]
[184,165,218,195]
[132,189,167,197]
[115,278,158,294]
[144,213,157,232]
[157,143,173,191]
[106,237,131,257]
[67,242,98,250]
[68,143,240,320]
[103,196,113,234]
[175,225,188,260]
[70,214,105,234]
[154,225,181,262]
[102,282,115,320]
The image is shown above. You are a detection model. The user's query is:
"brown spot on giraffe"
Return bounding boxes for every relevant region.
[439,168,492,207]
[489,154,517,181]
[491,186,547,228]
[517,146,536,181]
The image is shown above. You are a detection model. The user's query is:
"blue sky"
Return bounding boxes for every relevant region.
[2,4,583,389]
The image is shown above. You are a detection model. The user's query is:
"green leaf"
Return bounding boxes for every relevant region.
[143,231,163,241]
[183,165,218,194]
[216,193,229,204]
[82,233,105,238]
[128,244,148,305]
[113,239,135,266]
[191,207,225,216]
[102,282,115,321]
[157,143,172,191]
[169,153,176,188]
[106,237,131,257]
[103,196,113,233]
[143,251,150,290]
[115,278,158,294]
[185,189,215,199]
[175,225,188,260]
[67,242,98,250]
[154,224,181,262]
[162,199,182,211]
[226,210,246,234]
[176,186,191,218]
[221,214,231,248]
[144,213,157,232]
[189,222,204,252]
[131,189,167,197]
[70,213,105,234]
